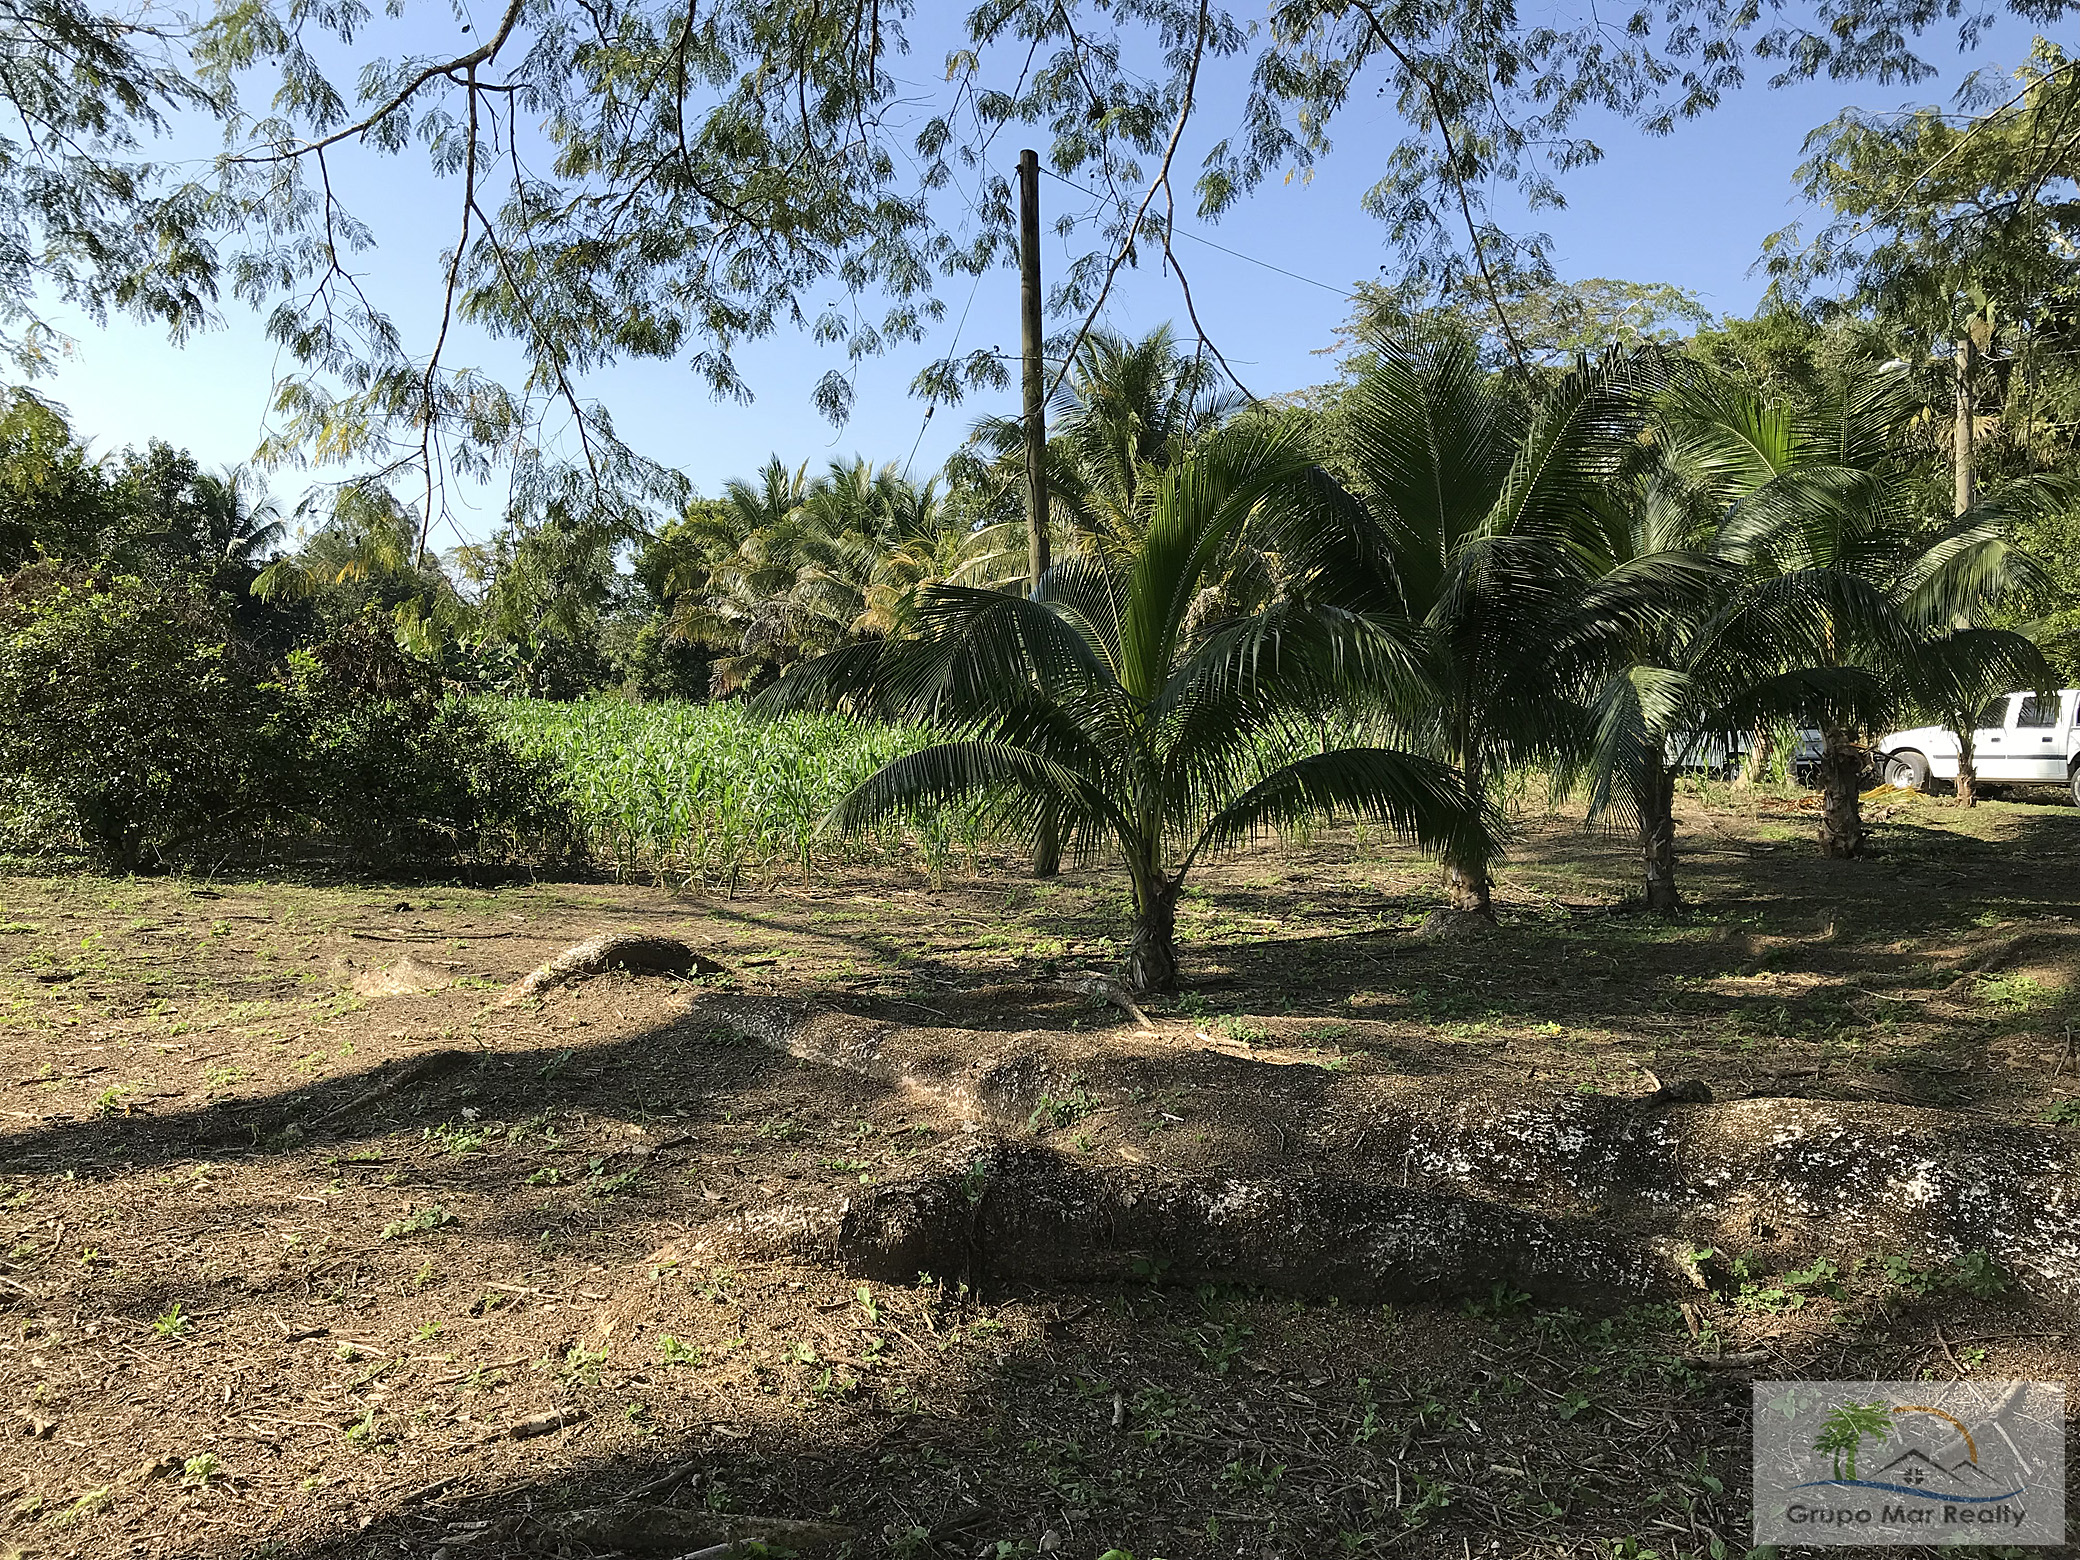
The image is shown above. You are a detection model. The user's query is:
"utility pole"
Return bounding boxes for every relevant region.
[1951,324,1982,807]
[1954,332,1976,518]
[1018,148,1051,593]
[1018,148,1060,877]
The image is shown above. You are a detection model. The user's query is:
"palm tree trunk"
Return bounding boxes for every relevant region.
[1032,805,1062,877]
[1641,759,1680,913]
[1952,723,1978,808]
[1126,873,1180,995]
[1444,860,1492,914]
[1816,725,1866,858]
[1739,725,1774,787]
[1441,756,1493,915]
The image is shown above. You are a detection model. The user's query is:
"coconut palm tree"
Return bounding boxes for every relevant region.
[1666,368,2048,856]
[670,456,1012,692]
[1332,326,1678,916]
[1568,452,1887,910]
[962,323,1242,563]
[192,466,287,565]
[854,478,1020,636]
[252,484,426,602]
[668,457,828,692]
[760,425,1490,993]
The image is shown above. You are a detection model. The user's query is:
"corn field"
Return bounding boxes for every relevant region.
[483,699,994,886]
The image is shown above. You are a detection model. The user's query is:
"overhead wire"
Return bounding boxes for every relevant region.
[1034,165,1356,299]
[898,68,1032,481]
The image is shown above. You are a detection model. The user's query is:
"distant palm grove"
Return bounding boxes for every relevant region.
[4,289,2079,990]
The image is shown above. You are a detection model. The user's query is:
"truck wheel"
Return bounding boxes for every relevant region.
[1882,751,1930,792]
[2070,766,2080,808]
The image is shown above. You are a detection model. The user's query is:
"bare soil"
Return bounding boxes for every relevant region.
[1,784,2076,1560]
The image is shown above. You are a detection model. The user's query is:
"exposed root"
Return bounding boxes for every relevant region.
[738,1138,1706,1305]
[1415,908,1496,940]
[502,933,722,1003]
[1042,972,1153,1029]
[315,1048,475,1124]
[445,1506,854,1557]
[697,997,2080,1304]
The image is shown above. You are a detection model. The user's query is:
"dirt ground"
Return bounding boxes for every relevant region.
[1,783,2077,1560]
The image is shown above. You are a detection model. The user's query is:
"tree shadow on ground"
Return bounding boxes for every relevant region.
[5,814,2079,1559]
[0,985,1782,1560]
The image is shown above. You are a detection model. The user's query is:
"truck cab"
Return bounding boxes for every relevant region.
[1875,690,2080,801]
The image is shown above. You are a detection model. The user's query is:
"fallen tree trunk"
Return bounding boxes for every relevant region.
[698,997,2080,1304]
[503,933,722,1003]
[738,1139,1704,1304]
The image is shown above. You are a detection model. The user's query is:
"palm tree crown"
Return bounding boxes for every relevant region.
[762,424,1490,993]
[1667,366,2047,856]
[1332,325,1687,912]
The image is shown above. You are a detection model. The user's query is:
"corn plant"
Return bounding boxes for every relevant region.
[480,698,983,885]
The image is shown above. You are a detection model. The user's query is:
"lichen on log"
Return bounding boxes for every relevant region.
[503,933,722,1003]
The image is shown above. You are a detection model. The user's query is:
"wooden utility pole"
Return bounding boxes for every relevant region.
[1954,332,1977,518]
[1018,148,1060,877]
[1951,326,1982,807]
[1018,148,1050,595]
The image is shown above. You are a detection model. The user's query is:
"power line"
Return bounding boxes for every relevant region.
[901,99,1026,479]
[905,260,987,478]
[1035,164,1354,300]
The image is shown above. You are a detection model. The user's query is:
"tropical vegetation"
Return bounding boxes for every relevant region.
[762,423,1488,991]
[7,286,2080,983]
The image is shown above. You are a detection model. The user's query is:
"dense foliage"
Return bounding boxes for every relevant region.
[0,567,568,871]
[485,698,967,886]
[763,421,1488,991]
[1,6,2078,972]
[0,0,2070,540]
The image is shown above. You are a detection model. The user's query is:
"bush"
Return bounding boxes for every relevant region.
[281,617,572,863]
[0,567,570,870]
[0,566,279,868]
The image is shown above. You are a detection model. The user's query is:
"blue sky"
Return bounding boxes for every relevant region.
[30,13,2049,543]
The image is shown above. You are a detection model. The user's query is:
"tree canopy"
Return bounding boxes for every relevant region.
[0,0,2072,531]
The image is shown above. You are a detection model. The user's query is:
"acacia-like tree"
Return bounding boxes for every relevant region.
[0,0,2046,547]
[761,425,1489,993]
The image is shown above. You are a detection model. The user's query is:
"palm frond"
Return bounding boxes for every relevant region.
[825,740,1128,852]
[1187,747,1493,869]
[1487,345,1665,543]
[1574,664,1695,830]
[1118,421,1323,702]
[1335,323,1508,616]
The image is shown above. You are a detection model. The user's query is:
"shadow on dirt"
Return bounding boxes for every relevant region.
[6,810,2079,1559]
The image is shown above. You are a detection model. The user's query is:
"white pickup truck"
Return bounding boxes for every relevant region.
[1875,690,2080,801]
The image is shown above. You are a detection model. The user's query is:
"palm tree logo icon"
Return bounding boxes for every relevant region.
[1814,1401,1895,1481]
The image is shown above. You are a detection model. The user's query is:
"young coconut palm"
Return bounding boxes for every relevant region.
[1332,325,1678,916]
[1569,456,1886,910]
[761,425,1491,993]
[1666,368,2048,856]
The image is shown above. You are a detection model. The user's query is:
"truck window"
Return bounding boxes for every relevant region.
[1976,696,2011,728]
[2018,695,2061,729]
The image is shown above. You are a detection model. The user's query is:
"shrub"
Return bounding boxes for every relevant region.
[280,616,572,864]
[0,565,278,868]
[0,567,569,870]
